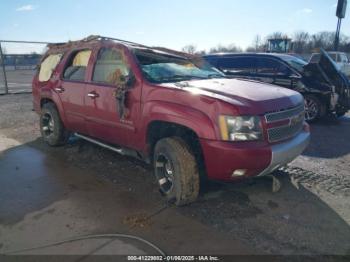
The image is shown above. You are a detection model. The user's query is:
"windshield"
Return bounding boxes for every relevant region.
[133,49,225,83]
[280,55,308,72]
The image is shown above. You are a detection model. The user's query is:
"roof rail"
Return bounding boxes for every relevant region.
[46,35,196,59]
[97,35,148,47]
[47,35,148,49]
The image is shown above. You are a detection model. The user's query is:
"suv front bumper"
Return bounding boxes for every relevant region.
[200,130,310,181]
[257,131,310,176]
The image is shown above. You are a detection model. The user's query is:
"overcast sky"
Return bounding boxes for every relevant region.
[0,0,349,53]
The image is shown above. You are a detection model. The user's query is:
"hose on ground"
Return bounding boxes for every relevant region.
[1,233,166,256]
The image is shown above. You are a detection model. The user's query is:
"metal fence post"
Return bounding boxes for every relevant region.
[0,42,8,94]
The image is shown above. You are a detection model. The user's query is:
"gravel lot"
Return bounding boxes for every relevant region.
[0,93,349,256]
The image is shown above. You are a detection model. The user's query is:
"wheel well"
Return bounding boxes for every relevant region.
[303,92,329,106]
[40,98,55,108]
[146,121,206,177]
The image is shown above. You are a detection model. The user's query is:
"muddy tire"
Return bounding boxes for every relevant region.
[40,103,69,146]
[153,137,200,206]
[304,94,326,122]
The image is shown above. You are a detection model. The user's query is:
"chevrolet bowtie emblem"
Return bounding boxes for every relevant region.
[290,112,303,126]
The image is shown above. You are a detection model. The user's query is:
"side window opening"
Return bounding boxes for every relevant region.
[63,50,92,81]
[217,57,255,75]
[257,58,290,76]
[38,54,63,82]
[92,48,130,85]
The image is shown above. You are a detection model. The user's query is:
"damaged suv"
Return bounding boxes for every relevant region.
[204,50,350,121]
[33,36,310,205]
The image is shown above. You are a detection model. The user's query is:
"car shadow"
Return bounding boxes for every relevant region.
[302,114,350,158]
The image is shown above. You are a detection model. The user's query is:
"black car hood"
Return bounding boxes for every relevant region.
[303,49,350,108]
[304,49,350,91]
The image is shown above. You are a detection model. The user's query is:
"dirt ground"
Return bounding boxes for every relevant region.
[0,94,350,257]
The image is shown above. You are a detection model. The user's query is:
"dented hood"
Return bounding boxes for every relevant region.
[161,78,303,115]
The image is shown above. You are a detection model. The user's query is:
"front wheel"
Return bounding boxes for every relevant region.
[304,95,326,122]
[153,137,200,206]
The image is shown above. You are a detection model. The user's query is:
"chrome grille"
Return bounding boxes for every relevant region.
[265,104,305,143]
[265,104,304,123]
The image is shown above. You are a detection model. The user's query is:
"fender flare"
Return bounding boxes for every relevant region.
[40,87,67,124]
[142,101,218,142]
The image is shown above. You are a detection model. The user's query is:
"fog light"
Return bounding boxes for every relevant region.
[232,169,247,177]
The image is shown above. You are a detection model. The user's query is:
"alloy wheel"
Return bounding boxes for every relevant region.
[155,154,175,194]
[304,98,319,121]
[41,113,55,137]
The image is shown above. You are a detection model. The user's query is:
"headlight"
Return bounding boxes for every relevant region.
[219,115,263,141]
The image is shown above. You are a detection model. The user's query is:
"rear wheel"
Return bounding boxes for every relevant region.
[304,95,326,122]
[153,137,200,206]
[40,103,69,146]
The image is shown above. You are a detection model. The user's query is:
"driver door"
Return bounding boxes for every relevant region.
[84,46,141,147]
[255,57,295,89]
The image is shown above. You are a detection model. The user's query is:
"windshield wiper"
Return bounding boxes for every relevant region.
[156,74,226,83]
[159,75,207,82]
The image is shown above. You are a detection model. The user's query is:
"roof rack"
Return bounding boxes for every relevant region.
[46,35,197,59]
[150,46,197,58]
[47,35,148,49]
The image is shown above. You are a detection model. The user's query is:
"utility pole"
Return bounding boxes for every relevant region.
[334,0,347,51]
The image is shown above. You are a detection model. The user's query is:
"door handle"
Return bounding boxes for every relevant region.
[54,87,65,93]
[87,91,99,98]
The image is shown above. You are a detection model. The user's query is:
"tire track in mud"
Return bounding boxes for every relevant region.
[279,166,350,196]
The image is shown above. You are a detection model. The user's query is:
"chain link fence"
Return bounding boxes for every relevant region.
[0,40,51,94]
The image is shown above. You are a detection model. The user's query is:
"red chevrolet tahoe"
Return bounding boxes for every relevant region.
[32,36,310,205]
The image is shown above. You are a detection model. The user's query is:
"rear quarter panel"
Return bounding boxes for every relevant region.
[32,51,69,123]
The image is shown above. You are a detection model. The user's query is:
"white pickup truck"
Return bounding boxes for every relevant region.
[310,52,350,77]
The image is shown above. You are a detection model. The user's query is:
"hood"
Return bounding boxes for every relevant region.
[305,49,350,91]
[304,49,350,108]
[161,78,304,115]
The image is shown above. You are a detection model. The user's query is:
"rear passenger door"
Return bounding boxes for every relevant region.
[216,57,256,79]
[60,49,92,134]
